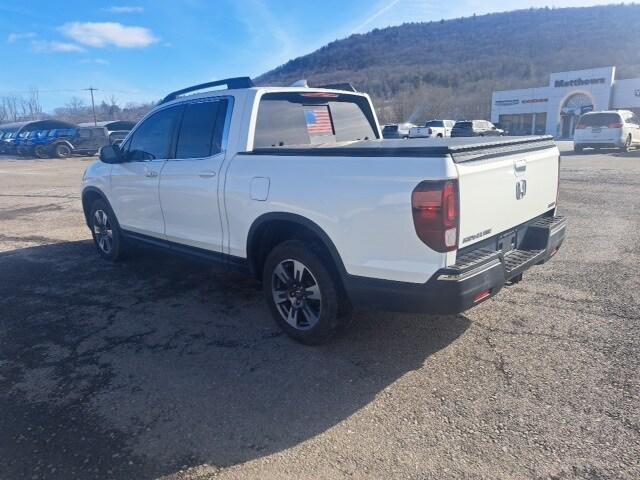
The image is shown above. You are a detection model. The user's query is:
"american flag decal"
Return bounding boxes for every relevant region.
[304,107,333,135]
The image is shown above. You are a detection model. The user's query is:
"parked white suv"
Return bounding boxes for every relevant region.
[409,120,455,138]
[574,110,640,152]
[82,77,566,344]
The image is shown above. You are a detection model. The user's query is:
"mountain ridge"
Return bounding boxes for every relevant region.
[257,5,640,122]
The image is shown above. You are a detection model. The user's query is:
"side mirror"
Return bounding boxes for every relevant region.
[99,144,123,164]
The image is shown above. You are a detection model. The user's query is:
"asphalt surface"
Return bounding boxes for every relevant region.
[0,144,638,479]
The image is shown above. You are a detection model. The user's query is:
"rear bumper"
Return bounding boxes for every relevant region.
[344,215,566,314]
[575,139,624,148]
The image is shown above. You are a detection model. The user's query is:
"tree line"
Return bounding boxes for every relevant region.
[0,88,156,126]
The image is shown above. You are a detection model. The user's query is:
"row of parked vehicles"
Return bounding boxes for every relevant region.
[382,119,505,139]
[0,121,134,158]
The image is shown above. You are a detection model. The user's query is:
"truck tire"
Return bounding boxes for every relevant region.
[263,240,343,345]
[89,199,124,261]
[34,145,49,159]
[55,143,72,158]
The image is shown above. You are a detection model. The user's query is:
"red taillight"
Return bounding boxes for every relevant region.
[427,128,433,135]
[473,289,491,303]
[608,123,623,128]
[411,180,459,252]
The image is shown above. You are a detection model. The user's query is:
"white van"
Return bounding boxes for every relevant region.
[573,110,640,152]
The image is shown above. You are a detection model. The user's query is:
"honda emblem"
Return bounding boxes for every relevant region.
[516,179,527,200]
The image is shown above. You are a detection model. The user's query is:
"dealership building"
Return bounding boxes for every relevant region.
[491,67,640,138]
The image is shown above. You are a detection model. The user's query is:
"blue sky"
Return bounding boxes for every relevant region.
[1,0,612,111]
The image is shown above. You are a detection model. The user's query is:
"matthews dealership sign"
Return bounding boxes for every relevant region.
[554,77,606,88]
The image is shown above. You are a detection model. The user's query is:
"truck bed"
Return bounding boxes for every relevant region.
[248,136,556,162]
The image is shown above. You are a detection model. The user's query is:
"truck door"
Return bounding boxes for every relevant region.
[75,129,91,151]
[90,127,108,152]
[159,98,229,252]
[110,104,183,238]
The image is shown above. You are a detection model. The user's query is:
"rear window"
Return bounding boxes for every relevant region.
[578,113,621,127]
[383,125,398,132]
[253,92,378,148]
[425,120,444,128]
[454,122,472,128]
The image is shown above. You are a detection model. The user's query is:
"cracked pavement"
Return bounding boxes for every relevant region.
[0,145,638,479]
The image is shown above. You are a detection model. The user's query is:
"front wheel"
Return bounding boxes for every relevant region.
[621,135,632,153]
[263,240,343,345]
[55,143,72,158]
[89,199,124,261]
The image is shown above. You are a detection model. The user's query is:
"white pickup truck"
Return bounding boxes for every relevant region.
[82,77,566,344]
[409,119,456,138]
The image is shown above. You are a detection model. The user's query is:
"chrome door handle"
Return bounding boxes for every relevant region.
[199,170,217,178]
[145,170,158,178]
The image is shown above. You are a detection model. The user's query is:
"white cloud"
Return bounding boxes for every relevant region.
[59,22,158,48]
[81,58,110,65]
[105,6,144,13]
[7,32,37,43]
[32,40,86,53]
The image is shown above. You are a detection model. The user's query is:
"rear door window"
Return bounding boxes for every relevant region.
[175,100,227,159]
[425,120,444,128]
[253,92,378,148]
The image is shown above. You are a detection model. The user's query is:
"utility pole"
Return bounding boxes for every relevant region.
[83,87,99,126]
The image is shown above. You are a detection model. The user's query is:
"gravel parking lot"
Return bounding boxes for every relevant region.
[0,144,638,480]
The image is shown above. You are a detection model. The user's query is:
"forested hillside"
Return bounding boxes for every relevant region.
[257,4,640,123]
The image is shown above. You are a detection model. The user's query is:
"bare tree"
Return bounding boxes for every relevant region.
[24,87,42,120]
[66,96,86,114]
[2,95,20,122]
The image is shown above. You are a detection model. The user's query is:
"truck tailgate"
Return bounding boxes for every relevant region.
[453,138,559,249]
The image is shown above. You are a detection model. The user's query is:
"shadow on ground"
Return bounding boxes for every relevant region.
[0,241,469,480]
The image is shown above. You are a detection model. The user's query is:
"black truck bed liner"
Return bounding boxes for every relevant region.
[246,136,556,163]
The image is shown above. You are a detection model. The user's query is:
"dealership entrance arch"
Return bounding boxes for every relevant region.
[560,93,593,138]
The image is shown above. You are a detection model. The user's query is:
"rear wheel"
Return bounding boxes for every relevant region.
[621,135,632,152]
[55,143,71,158]
[574,144,583,153]
[34,145,49,159]
[89,199,124,261]
[263,240,343,345]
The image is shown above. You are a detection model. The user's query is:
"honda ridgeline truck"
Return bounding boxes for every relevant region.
[82,78,566,344]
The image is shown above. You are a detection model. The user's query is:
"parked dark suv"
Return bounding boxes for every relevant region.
[451,120,504,137]
[43,127,111,158]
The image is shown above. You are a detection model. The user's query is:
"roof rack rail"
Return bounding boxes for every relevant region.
[160,76,254,104]
[313,82,358,92]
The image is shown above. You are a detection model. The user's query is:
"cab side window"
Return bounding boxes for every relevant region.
[124,105,182,161]
[175,100,227,159]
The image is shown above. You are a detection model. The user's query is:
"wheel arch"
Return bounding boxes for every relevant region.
[246,212,348,283]
[81,186,113,228]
